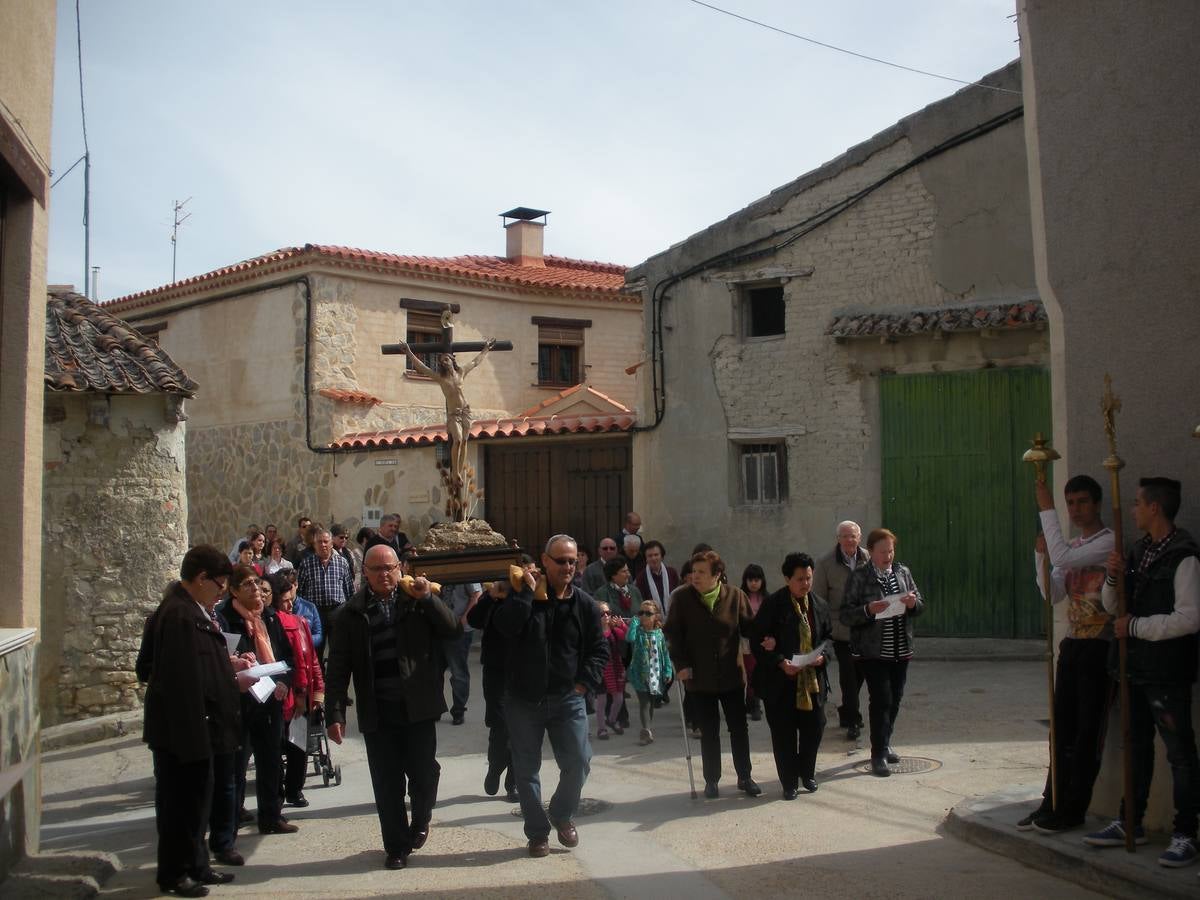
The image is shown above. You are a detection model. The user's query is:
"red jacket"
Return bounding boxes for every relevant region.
[277,609,324,719]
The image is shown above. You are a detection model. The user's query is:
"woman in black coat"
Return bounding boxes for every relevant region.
[218,565,296,833]
[752,552,833,799]
[839,528,924,777]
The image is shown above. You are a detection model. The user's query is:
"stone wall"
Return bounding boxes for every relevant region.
[0,636,40,882]
[628,63,1039,582]
[41,393,188,725]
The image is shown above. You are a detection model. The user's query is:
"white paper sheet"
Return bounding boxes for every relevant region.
[244,660,290,679]
[249,675,276,703]
[288,715,308,751]
[789,648,823,668]
[875,592,909,619]
[222,632,241,656]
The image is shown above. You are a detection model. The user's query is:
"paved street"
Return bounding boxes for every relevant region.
[39,655,1103,898]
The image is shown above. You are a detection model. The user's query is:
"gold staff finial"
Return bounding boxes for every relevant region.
[1022,432,1060,483]
[1101,373,1125,472]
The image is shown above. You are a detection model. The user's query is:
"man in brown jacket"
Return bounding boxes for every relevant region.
[814,520,870,740]
[664,549,761,799]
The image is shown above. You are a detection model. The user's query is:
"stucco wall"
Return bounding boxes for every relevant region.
[1020,0,1200,836]
[0,640,39,882]
[629,62,1040,581]
[40,393,189,725]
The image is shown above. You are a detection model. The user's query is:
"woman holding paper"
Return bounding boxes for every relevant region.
[751,552,833,798]
[217,566,297,833]
[839,528,924,777]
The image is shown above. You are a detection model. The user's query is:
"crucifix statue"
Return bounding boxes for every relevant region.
[382,310,514,521]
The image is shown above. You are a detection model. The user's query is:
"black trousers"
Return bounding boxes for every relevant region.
[282,734,308,799]
[316,606,337,671]
[858,658,909,758]
[236,699,285,827]
[1121,681,1200,837]
[1039,638,1111,818]
[765,696,826,790]
[833,640,864,727]
[691,687,752,785]
[362,711,440,856]
[153,749,212,887]
[482,668,514,791]
[207,751,238,853]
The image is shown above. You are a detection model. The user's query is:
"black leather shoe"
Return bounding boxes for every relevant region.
[871,757,891,777]
[384,853,408,870]
[286,792,309,808]
[738,778,763,797]
[802,777,818,793]
[160,876,209,897]
[451,713,465,725]
[847,723,861,740]
[885,747,900,764]
[505,788,520,803]
[410,824,429,850]
[194,871,234,886]
[484,767,501,796]
[212,849,244,866]
[238,808,254,825]
[703,782,719,799]
[782,788,800,801]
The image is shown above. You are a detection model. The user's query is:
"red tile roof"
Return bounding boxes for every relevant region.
[102,244,631,314]
[318,387,382,405]
[516,383,632,418]
[826,300,1046,339]
[333,412,637,449]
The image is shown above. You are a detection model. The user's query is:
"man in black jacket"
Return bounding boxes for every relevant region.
[142,545,245,898]
[1086,477,1200,867]
[494,534,608,858]
[325,544,461,871]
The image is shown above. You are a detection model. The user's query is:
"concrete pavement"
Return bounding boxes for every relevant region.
[32,655,1108,898]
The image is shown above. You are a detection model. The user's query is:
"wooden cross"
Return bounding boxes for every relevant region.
[382,310,514,359]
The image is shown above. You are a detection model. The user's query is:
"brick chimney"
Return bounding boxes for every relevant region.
[500,207,550,267]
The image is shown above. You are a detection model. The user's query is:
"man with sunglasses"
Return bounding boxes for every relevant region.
[494,534,609,859]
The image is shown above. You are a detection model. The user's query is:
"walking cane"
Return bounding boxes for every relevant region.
[676,679,698,799]
[1100,375,1137,852]
[1023,433,1060,813]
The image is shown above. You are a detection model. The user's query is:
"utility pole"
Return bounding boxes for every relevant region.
[171,197,191,283]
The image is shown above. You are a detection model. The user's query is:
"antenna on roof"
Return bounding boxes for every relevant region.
[171,197,192,283]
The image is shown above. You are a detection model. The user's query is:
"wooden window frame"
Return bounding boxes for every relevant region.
[739,282,786,341]
[405,310,443,374]
[536,321,585,387]
[737,441,786,505]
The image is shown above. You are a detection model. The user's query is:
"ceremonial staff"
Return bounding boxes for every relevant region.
[1100,374,1136,852]
[1023,432,1060,811]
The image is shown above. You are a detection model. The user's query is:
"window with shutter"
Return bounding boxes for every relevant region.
[406,311,443,373]
[738,442,785,504]
[536,323,584,386]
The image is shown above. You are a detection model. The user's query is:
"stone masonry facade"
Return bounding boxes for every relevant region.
[41,394,189,725]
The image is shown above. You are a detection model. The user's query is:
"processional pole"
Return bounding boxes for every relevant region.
[1023,432,1060,811]
[1100,374,1136,852]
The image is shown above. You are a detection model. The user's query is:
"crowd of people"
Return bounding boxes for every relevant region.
[138,475,1200,894]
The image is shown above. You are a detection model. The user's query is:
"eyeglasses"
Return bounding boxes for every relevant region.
[366,564,401,574]
[638,611,656,617]
[548,556,578,567]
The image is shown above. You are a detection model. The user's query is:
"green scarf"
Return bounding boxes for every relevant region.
[699,582,721,612]
[790,594,820,711]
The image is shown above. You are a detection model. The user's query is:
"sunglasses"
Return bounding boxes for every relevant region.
[548,556,578,567]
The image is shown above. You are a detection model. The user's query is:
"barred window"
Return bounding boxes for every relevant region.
[740,442,785,504]
[406,311,442,372]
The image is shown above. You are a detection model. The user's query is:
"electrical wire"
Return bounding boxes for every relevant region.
[75,0,90,156]
[683,0,1022,96]
[51,154,87,189]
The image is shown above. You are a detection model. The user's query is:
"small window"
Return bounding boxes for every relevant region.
[740,442,785,504]
[742,284,785,339]
[537,324,583,387]
[136,321,168,346]
[406,311,443,373]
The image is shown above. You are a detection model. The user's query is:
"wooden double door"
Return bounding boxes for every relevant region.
[483,437,632,560]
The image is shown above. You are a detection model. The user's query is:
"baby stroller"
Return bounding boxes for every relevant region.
[307,706,342,787]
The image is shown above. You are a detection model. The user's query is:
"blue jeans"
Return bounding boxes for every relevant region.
[1120,682,1200,837]
[505,690,591,840]
[444,631,474,717]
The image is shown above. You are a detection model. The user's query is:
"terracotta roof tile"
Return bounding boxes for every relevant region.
[102,244,631,314]
[825,300,1046,339]
[333,411,637,449]
[318,387,382,405]
[515,384,632,418]
[45,290,197,396]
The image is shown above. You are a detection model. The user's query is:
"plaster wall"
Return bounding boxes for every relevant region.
[40,393,189,725]
[1020,0,1200,836]
[630,63,1040,582]
[0,0,56,151]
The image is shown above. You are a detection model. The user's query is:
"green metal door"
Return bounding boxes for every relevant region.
[880,368,1051,637]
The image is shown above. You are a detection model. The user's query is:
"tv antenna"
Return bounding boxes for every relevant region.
[171,197,192,283]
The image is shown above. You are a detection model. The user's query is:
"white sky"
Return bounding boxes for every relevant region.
[47,0,1020,301]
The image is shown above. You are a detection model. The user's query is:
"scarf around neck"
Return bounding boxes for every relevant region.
[233,599,275,665]
[790,594,819,710]
[699,582,721,612]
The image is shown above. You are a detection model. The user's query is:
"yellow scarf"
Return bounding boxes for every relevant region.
[233,599,275,665]
[790,595,819,711]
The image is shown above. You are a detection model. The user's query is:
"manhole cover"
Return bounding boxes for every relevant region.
[853,756,942,776]
[510,797,612,819]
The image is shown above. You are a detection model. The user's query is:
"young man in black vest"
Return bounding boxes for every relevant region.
[1085,477,1200,868]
